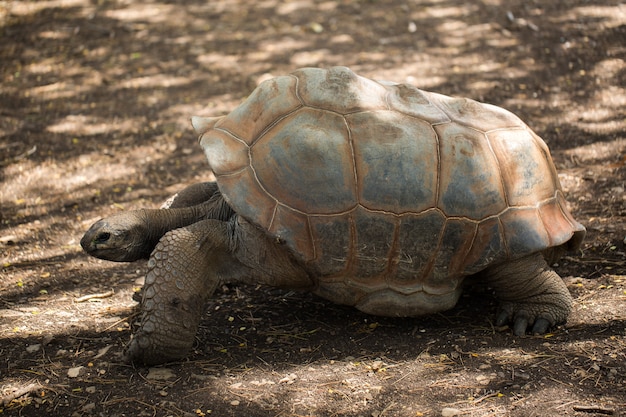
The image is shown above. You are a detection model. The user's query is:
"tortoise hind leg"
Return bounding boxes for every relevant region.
[482,252,573,336]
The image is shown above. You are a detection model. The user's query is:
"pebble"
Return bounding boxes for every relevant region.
[441,407,461,417]
[26,344,41,353]
[67,366,85,378]
[230,400,240,406]
[82,403,96,412]
[279,373,298,384]
[146,367,176,381]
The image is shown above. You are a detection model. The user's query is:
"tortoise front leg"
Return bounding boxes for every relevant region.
[161,181,219,209]
[124,219,229,365]
[125,216,312,365]
[482,252,573,336]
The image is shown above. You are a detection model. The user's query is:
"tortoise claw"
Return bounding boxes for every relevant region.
[496,310,510,327]
[531,318,551,335]
[513,316,529,336]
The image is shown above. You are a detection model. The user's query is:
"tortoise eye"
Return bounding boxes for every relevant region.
[95,232,111,243]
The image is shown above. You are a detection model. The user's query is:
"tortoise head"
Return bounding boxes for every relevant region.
[81,211,156,262]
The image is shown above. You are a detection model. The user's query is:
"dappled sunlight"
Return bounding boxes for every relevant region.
[5,0,90,16]
[1,0,624,415]
[46,114,140,135]
[411,3,480,20]
[104,3,179,24]
[562,138,626,165]
[117,74,191,90]
[562,4,626,29]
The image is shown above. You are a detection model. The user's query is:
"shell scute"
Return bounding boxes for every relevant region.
[428,92,526,131]
[423,218,476,294]
[352,208,397,280]
[391,210,446,287]
[386,84,451,125]
[199,129,248,176]
[501,207,552,256]
[538,192,585,249]
[309,213,351,276]
[347,110,438,213]
[294,66,389,114]
[462,217,506,274]
[435,123,507,219]
[488,129,558,206]
[215,167,275,230]
[251,108,356,215]
[217,75,301,145]
[268,204,314,261]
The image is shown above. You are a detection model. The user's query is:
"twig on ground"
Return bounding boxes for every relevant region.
[1,381,44,406]
[75,290,115,302]
[572,404,615,415]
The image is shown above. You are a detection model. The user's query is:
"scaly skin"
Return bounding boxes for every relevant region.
[124,215,313,365]
[161,182,219,209]
[80,186,233,262]
[483,252,572,335]
[124,220,227,365]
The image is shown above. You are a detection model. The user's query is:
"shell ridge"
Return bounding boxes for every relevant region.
[250,105,304,147]
[537,195,557,248]
[385,217,402,284]
[381,84,392,111]
[434,123,442,210]
[394,88,453,125]
[290,73,305,106]
[214,166,248,178]
[485,131,511,207]
[268,203,279,231]
[539,190,581,247]
[213,126,249,146]
[554,190,572,224]
[425,98,453,125]
[346,212,358,276]
[306,215,316,261]
[497,216,511,259]
[457,222,479,274]
[419,215,447,282]
[484,126,528,135]
[344,115,360,211]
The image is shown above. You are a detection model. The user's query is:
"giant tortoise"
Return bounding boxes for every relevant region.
[81,66,585,365]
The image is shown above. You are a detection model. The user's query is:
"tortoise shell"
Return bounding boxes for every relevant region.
[194,66,585,314]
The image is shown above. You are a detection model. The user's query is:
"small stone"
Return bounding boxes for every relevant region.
[441,407,461,417]
[230,400,240,406]
[146,367,176,381]
[371,360,385,371]
[26,344,41,353]
[82,403,96,412]
[68,366,85,378]
[279,373,297,384]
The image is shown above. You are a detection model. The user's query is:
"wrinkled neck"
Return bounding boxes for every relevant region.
[137,204,211,255]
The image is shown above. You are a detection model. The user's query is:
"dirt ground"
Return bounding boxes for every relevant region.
[1,0,625,416]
